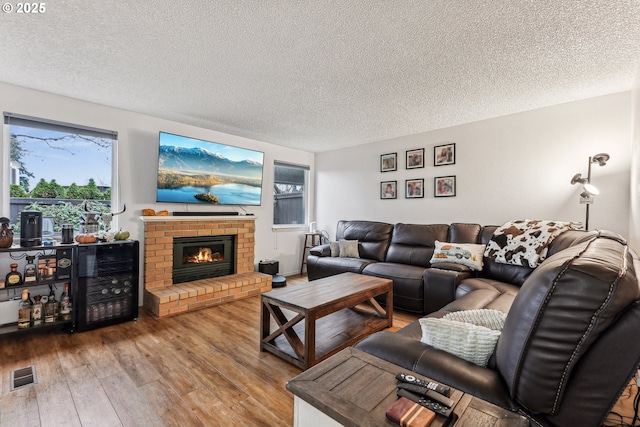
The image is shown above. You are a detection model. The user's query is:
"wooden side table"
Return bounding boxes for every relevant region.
[286,347,529,427]
[300,232,322,274]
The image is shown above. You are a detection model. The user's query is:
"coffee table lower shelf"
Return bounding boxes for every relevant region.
[262,305,390,370]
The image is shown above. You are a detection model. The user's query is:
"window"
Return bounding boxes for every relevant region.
[3,113,118,234]
[273,161,309,225]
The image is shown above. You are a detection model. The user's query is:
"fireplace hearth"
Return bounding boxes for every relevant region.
[173,235,235,284]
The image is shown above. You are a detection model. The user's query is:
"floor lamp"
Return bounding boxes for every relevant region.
[570,153,610,231]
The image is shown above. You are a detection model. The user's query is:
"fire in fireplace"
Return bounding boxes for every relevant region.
[184,247,223,263]
[173,236,235,284]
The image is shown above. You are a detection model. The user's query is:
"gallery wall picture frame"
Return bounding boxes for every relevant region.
[406,148,425,169]
[380,152,397,172]
[380,181,397,199]
[434,143,456,166]
[405,179,424,198]
[434,175,456,197]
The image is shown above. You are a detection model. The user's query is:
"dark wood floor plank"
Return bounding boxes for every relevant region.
[183,387,256,427]
[138,378,203,427]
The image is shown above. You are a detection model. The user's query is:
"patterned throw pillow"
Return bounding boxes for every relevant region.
[483,219,582,268]
[429,241,486,271]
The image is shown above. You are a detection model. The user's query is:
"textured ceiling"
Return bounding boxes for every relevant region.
[1,1,640,152]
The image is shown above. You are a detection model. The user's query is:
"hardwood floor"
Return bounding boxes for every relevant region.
[0,275,417,427]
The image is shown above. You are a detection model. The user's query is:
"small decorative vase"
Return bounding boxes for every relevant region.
[0,217,14,248]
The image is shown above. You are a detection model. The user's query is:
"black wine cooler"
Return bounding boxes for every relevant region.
[74,240,139,332]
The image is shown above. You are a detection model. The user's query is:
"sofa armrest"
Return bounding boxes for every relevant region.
[423,268,472,314]
[354,332,516,411]
[309,244,331,257]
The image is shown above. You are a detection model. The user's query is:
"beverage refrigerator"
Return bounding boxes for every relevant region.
[74,240,139,332]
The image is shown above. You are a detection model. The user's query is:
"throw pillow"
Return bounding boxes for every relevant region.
[419,309,506,367]
[429,241,486,271]
[443,309,507,330]
[329,241,340,257]
[484,219,582,268]
[339,239,360,258]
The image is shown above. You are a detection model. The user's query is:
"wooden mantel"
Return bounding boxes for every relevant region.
[140,215,271,318]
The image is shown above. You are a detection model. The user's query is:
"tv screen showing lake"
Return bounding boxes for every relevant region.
[157,184,262,205]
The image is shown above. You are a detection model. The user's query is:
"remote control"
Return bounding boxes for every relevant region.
[397,383,455,408]
[397,389,453,418]
[396,372,450,396]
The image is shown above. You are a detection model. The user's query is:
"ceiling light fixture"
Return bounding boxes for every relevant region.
[570,153,610,230]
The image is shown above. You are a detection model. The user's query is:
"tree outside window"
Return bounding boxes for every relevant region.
[4,114,116,234]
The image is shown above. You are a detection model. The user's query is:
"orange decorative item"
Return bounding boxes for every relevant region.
[75,233,97,244]
[0,217,14,248]
[142,209,156,216]
[155,210,169,216]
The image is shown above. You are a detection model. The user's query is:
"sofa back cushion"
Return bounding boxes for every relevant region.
[479,226,533,286]
[336,220,394,262]
[495,231,640,415]
[448,223,481,243]
[386,223,449,267]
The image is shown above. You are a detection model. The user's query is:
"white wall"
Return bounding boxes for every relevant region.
[0,82,315,283]
[315,92,633,248]
[630,67,640,251]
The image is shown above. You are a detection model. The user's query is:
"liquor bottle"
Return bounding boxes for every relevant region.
[23,255,37,283]
[17,289,31,329]
[59,283,73,322]
[44,286,58,323]
[6,263,23,286]
[32,295,43,326]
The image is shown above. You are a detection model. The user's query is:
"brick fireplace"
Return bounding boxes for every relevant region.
[141,216,272,317]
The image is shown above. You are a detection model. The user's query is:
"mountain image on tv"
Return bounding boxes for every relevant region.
[156,134,264,205]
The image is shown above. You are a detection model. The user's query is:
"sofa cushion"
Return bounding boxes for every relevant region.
[336,220,393,262]
[385,223,449,267]
[448,223,482,243]
[495,231,640,415]
[363,262,427,313]
[430,241,485,271]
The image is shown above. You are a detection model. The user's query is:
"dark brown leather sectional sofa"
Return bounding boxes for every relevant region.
[307,220,640,426]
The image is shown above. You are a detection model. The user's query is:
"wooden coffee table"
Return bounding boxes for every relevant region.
[260,272,393,369]
[287,347,530,427]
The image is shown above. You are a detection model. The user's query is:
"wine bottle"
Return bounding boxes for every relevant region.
[59,283,72,322]
[17,289,31,328]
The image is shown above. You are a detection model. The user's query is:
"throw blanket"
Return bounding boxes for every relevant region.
[484,219,582,268]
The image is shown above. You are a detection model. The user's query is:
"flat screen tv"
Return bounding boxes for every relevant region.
[156,132,264,206]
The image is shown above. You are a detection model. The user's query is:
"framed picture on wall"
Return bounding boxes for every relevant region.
[405,179,424,198]
[380,181,397,199]
[406,148,425,169]
[381,153,397,172]
[435,175,456,197]
[434,143,455,166]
